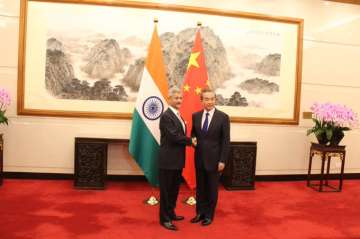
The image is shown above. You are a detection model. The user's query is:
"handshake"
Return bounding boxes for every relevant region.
[191,137,197,147]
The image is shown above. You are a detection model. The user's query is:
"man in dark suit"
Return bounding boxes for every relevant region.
[190,87,230,226]
[158,87,196,231]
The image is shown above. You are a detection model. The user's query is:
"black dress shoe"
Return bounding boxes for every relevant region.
[190,214,204,223]
[161,221,178,231]
[201,218,212,226]
[172,215,185,221]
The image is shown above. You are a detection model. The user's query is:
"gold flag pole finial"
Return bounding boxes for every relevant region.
[154,18,158,24]
[144,195,159,206]
[197,21,202,27]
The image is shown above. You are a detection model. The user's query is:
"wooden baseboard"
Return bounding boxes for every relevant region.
[2,172,147,181]
[3,172,74,180]
[256,173,360,181]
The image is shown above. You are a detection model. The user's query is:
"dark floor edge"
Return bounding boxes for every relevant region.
[2,172,146,181]
[3,172,74,180]
[3,172,360,181]
[256,173,360,181]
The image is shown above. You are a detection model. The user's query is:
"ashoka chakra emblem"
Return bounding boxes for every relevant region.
[142,96,164,120]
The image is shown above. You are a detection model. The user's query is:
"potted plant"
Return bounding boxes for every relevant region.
[0,88,10,186]
[307,102,358,146]
[0,88,11,125]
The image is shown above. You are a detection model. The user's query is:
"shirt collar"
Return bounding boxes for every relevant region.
[203,108,215,117]
[169,106,179,116]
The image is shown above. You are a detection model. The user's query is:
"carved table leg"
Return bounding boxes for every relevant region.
[319,153,326,192]
[307,151,314,187]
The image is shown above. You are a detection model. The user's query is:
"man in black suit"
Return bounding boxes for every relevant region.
[158,87,196,231]
[190,87,230,226]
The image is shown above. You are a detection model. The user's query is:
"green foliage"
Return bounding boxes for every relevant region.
[307,118,350,141]
[0,110,8,125]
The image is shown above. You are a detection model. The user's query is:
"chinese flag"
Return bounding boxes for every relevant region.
[180,30,210,189]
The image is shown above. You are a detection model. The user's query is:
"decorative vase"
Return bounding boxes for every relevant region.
[330,130,344,146]
[316,132,328,145]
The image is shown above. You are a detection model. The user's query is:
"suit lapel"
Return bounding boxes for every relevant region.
[197,110,204,133]
[168,109,185,135]
[206,109,217,134]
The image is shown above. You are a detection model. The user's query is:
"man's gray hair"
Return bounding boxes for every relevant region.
[168,86,181,97]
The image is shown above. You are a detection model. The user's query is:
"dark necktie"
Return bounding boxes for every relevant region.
[177,112,185,133]
[202,112,209,132]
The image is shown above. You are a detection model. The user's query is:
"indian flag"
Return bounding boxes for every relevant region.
[129,24,168,186]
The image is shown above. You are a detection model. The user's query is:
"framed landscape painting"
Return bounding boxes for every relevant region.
[18,0,303,124]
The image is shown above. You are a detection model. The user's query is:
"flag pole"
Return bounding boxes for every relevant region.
[183,21,203,206]
[143,17,160,206]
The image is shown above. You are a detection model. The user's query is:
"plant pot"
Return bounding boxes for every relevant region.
[0,134,3,186]
[330,130,344,146]
[316,132,328,145]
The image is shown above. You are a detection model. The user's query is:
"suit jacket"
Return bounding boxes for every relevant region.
[191,109,230,171]
[158,108,192,170]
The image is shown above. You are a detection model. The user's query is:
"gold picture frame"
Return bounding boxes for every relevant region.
[18,0,303,124]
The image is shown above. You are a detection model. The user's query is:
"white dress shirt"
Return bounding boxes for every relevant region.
[169,106,185,133]
[201,108,215,130]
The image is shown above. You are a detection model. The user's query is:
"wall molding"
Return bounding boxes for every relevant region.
[0,14,18,18]
[304,38,360,47]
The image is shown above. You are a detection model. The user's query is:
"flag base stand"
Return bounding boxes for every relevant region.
[183,196,196,206]
[144,195,159,206]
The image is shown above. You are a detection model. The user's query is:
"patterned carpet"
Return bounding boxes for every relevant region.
[0,179,359,239]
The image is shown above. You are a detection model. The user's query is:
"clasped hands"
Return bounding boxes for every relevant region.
[191,137,197,147]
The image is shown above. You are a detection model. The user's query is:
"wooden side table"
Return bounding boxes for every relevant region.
[74,137,130,189]
[307,143,346,192]
[222,142,257,190]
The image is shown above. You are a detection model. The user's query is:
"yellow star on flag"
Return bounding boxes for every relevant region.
[195,86,202,95]
[187,52,200,70]
[183,84,190,92]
